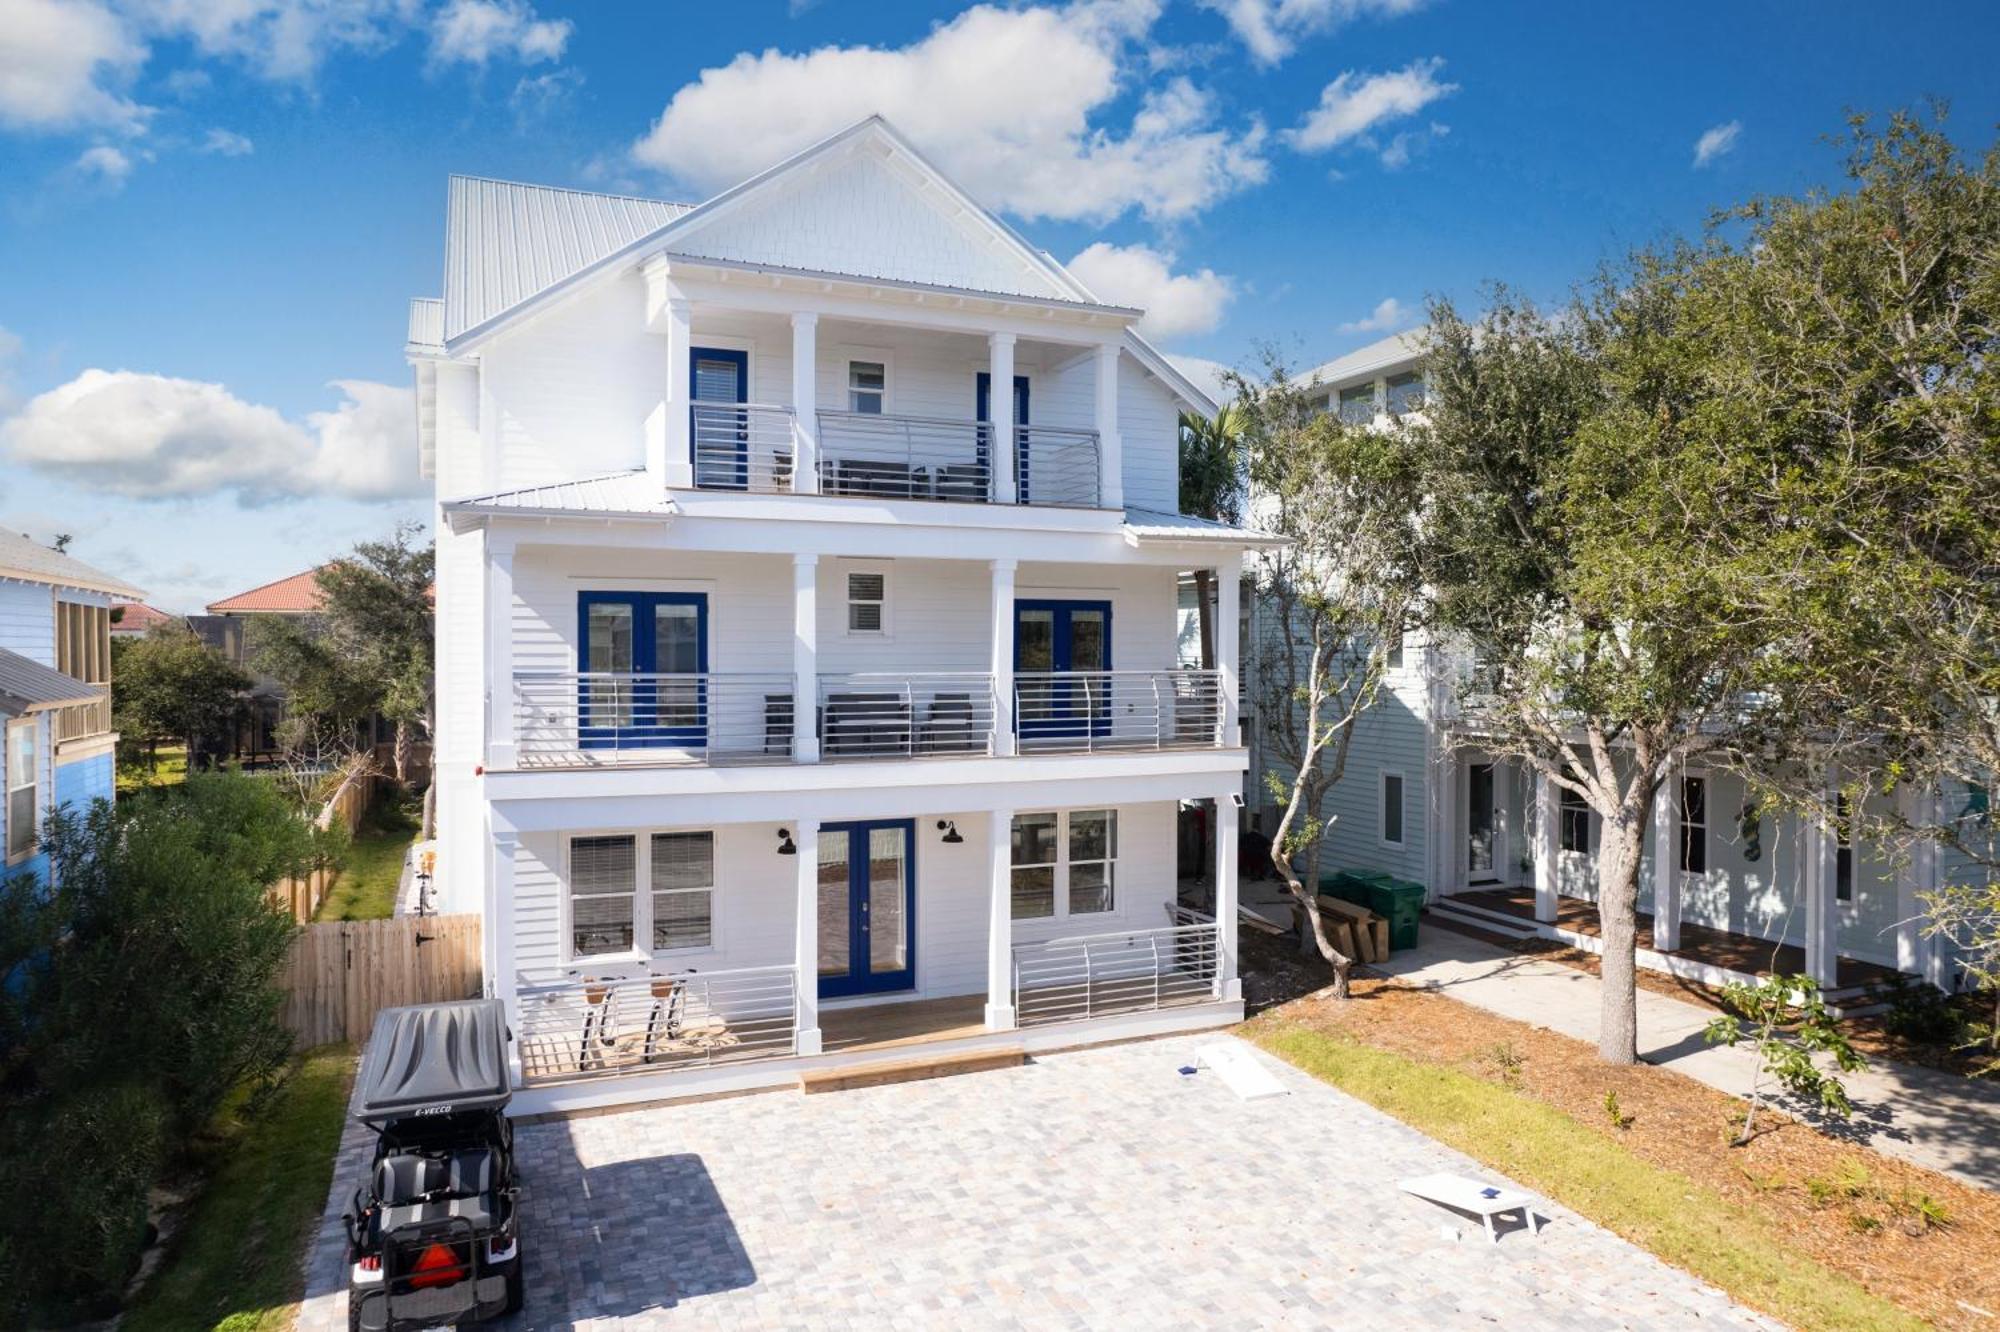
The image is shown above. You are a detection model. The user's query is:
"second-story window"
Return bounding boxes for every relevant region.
[1386,371,1426,416]
[848,361,886,414]
[846,570,888,634]
[1338,383,1375,425]
[6,719,37,863]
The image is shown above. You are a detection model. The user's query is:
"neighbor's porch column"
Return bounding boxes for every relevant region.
[1651,761,1681,952]
[792,554,819,763]
[791,313,820,494]
[1215,549,1243,746]
[794,818,823,1055]
[985,808,1016,1030]
[1804,773,1840,987]
[1895,785,1940,983]
[989,333,1016,505]
[1094,341,1123,510]
[1215,797,1242,1002]
[1533,771,1559,923]
[485,533,516,770]
[989,558,1016,757]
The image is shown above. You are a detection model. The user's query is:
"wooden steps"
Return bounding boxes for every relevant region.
[799,1045,1026,1094]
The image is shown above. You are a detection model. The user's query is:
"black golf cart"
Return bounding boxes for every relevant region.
[344,999,522,1332]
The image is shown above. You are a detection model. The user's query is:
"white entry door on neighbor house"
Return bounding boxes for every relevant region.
[1467,762,1499,884]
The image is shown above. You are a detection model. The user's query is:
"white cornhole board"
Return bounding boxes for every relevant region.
[1193,1042,1287,1100]
[1399,1173,1543,1243]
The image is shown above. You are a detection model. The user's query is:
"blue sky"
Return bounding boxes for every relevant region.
[1,0,1994,611]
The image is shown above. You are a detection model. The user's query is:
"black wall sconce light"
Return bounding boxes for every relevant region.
[936,819,964,845]
[776,828,797,856]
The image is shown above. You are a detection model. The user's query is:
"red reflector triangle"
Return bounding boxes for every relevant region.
[408,1241,465,1288]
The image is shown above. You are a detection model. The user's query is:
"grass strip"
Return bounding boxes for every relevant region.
[124,1045,353,1332]
[317,796,420,921]
[1253,1022,1924,1332]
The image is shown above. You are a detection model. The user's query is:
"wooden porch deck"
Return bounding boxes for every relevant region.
[1452,888,1904,989]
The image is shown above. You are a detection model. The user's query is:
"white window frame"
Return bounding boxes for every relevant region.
[1379,769,1406,847]
[649,829,718,954]
[842,350,893,415]
[841,561,893,638]
[5,718,38,865]
[563,827,722,965]
[1010,808,1119,922]
[1678,774,1707,875]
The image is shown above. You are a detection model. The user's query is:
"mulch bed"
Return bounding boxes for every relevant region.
[1238,930,2000,1331]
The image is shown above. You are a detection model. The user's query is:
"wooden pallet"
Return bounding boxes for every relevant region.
[1316,896,1390,964]
[798,1045,1026,1094]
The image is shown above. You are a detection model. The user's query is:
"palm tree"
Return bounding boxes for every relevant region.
[1178,403,1246,669]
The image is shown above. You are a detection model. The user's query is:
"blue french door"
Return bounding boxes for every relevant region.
[1014,599,1111,740]
[577,591,708,748]
[816,820,916,998]
[975,372,1030,501]
[690,347,750,489]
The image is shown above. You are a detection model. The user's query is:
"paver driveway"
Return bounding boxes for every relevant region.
[303,1033,1778,1330]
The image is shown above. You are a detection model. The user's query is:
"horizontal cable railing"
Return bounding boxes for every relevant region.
[514,964,799,1084]
[1013,922,1220,1028]
[1015,424,1101,509]
[691,402,799,493]
[816,672,997,759]
[513,672,798,765]
[1014,669,1222,753]
[816,411,1101,509]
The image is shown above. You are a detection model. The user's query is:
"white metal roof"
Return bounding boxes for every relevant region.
[0,531,144,599]
[443,176,694,342]
[0,646,102,715]
[1122,508,1286,548]
[443,471,676,521]
[407,297,444,353]
[1301,329,1426,388]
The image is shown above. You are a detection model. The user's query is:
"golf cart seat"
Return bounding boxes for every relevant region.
[373,1148,501,1233]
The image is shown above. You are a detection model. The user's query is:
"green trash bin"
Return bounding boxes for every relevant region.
[1318,870,1377,907]
[1366,878,1425,951]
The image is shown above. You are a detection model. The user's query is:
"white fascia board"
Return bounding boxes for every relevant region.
[1125,331,1220,417]
[484,750,1249,829]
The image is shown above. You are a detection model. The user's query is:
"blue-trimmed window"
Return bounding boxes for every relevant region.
[577,591,709,748]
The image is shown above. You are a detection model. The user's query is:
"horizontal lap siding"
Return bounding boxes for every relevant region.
[0,581,54,665]
[1312,669,1430,885]
[1118,359,1179,513]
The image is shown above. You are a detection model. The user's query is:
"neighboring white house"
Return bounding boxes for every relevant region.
[408,117,1278,1114]
[1249,333,1983,1005]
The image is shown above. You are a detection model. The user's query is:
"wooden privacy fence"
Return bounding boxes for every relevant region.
[268,767,378,923]
[279,913,483,1047]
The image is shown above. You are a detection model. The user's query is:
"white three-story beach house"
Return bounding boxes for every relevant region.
[409,118,1277,1113]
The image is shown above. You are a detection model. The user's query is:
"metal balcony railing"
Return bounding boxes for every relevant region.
[514,964,799,1084]
[815,673,998,759]
[691,403,799,493]
[513,672,797,765]
[1013,922,1221,1027]
[814,411,1101,509]
[1014,669,1223,753]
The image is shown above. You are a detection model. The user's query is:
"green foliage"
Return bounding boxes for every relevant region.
[1602,1089,1634,1130]
[1880,976,1971,1048]
[0,773,315,1322]
[113,625,251,756]
[316,793,419,921]
[1177,403,1246,525]
[1704,974,1867,1144]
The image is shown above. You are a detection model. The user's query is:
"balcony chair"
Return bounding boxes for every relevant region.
[934,463,988,503]
[822,692,913,757]
[919,693,979,753]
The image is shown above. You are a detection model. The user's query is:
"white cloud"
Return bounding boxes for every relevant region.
[509,65,578,124]
[1,369,421,504]
[73,141,136,184]
[0,0,151,133]
[119,0,417,82]
[1165,353,1235,407]
[201,126,254,155]
[1067,241,1233,339]
[429,0,570,66]
[1200,0,1425,66]
[1693,119,1740,168]
[1285,57,1456,156]
[0,325,22,413]
[1338,296,1413,333]
[631,1,1269,224]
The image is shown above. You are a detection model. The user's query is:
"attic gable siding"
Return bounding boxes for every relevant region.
[669,151,1064,299]
[0,582,54,667]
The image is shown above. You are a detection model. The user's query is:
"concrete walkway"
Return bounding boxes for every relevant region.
[1380,926,2000,1191]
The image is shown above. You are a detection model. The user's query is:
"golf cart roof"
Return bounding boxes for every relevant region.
[356,999,511,1124]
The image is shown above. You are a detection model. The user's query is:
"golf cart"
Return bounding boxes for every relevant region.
[344,999,522,1332]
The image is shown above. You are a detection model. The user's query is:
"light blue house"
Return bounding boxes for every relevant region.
[0,532,143,885]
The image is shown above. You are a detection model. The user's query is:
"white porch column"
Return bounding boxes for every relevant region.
[1215,550,1242,746]
[989,558,1016,757]
[1215,799,1242,1002]
[662,294,693,489]
[792,554,819,763]
[791,313,819,494]
[489,822,523,1082]
[794,819,823,1055]
[989,333,1016,505]
[485,535,516,770]
[985,808,1016,1029]
[1651,762,1681,952]
[1533,771,1559,923]
[1894,784,1924,976]
[1094,341,1123,510]
[1804,774,1840,986]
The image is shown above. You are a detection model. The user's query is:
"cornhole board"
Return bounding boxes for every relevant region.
[1398,1173,1543,1243]
[1193,1041,1288,1100]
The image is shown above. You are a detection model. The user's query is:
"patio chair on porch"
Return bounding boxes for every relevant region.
[822,692,913,757]
[919,693,979,753]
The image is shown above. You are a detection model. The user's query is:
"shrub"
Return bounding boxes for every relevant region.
[1881,977,1970,1048]
[1703,974,1866,1145]
[0,773,313,1322]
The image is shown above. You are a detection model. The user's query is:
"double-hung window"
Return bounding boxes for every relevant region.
[5,720,36,862]
[1337,383,1376,425]
[1010,809,1117,920]
[848,361,886,414]
[846,569,888,635]
[1678,776,1707,874]
[1559,787,1591,854]
[569,830,719,959]
[1381,772,1405,845]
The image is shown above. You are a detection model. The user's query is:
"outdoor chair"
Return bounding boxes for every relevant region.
[822,692,913,757]
[920,693,979,753]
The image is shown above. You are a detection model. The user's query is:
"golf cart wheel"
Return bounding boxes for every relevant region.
[347,1298,364,1332]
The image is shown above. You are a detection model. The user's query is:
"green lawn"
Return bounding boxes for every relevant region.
[117,744,189,793]
[316,796,422,921]
[123,1045,353,1332]
[1252,1023,1924,1332]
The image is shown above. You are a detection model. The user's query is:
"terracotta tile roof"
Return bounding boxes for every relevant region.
[110,602,178,633]
[207,567,327,615]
